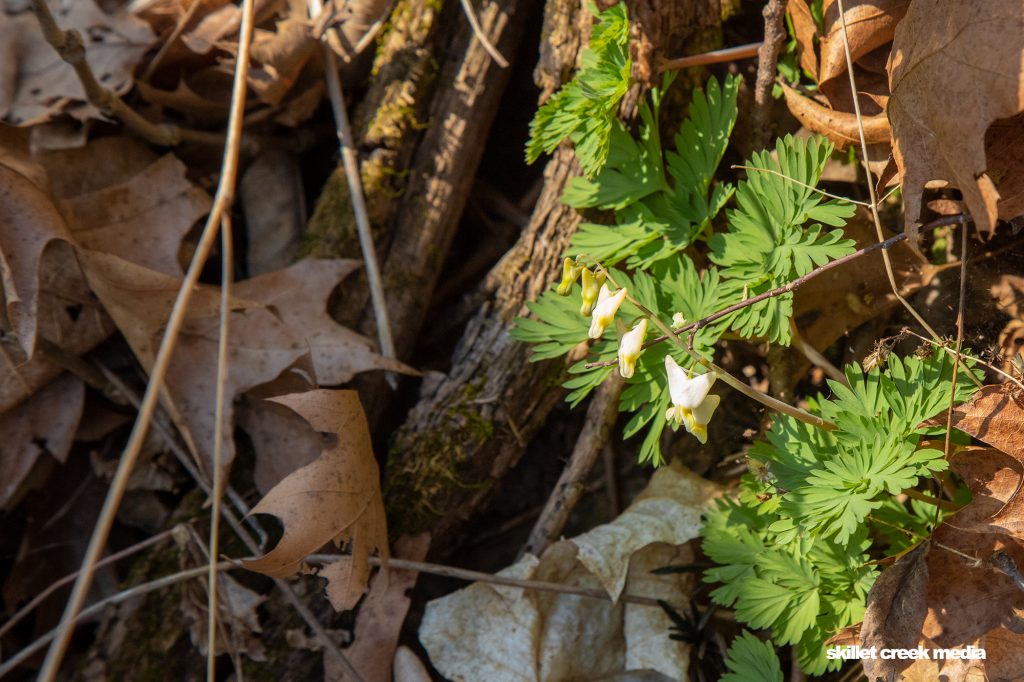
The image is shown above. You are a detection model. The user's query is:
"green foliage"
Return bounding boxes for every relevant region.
[524,3,630,177]
[565,74,740,269]
[702,353,982,674]
[709,135,856,343]
[722,631,784,682]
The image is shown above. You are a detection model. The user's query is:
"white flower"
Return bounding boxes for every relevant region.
[672,312,686,329]
[588,284,626,339]
[617,318,647,378]
[664,355,720,443]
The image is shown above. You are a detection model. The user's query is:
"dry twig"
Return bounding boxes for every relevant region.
[31,0,222,147]
[310,0,398,386]
[36,2,258,677]
[750,0,787,149]
[659,42,762,72]
[522,374,624,557]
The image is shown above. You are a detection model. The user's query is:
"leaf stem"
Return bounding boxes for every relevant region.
[585,214,970,370]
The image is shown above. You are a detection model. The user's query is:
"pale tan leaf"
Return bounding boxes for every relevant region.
[243,390,389,612]
[888,0,1024,238]
[182,571,268,661]
[0,0,155,126]
[0,372,83,509]
[419,462,721,681]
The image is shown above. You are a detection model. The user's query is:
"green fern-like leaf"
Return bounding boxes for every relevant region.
[722,631,784,682]
[708,135,856,344]
[565,75,740,268]
[524,3,630,177]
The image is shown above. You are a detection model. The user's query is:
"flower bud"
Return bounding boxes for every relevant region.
[579,268,606,316]
[617,318,647,378]
[556,257,582,296]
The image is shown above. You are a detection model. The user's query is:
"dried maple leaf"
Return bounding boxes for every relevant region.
[0,0,155,126]
[243,390,390,612]
[888,0,1024,240]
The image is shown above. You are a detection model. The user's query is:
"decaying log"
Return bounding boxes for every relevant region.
[358,0,533,358]
[384,0,728,543]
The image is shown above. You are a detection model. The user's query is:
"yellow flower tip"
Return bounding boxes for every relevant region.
[556,257,581,296]
[579,268,605,316]
[588,284,627,339]
[688,422,709,444]
[617,318,647,378]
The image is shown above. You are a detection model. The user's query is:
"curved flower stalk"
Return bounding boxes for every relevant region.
[664,355,721,443]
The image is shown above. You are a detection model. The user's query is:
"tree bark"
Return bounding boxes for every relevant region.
[384,0,727,545]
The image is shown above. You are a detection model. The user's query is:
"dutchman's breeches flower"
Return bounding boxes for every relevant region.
[664,355,720,444]
[617,318,647,378]
[588,284,627,339]
[580,267,607,316]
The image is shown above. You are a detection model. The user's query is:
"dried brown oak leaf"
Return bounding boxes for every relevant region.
[234,258,415,385]
[0,0,155,126]
[243,390,389,612]
[0,372,83,509]
[324,533,431,682]
[888,0,1024,241]
[0,138,206,413]
[860,447,1024,681]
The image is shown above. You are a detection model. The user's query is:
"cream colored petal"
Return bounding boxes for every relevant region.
[665,356,715,410]
[691,394,720,426]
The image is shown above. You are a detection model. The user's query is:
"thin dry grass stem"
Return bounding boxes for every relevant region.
[834,0,944,345]
[91,361,362,680]
[305,555,677,609]
[731,164,873,207]
[207,214,234,680]
[789,319,848,386]
[458,0,509,67]
[35,2,258,678]
[140,0,203,82]
[95,362,266,545]
[659,42,762,72]
[0,561,235,679]
[30,0,223,148]
[310,0,398,388]
[0,528,176,641]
